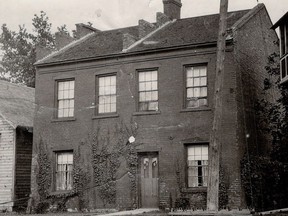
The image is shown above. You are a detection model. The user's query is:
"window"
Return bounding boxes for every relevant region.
[56,152,73,191]
[185,65,207,108]
[98,75,116,114]
[280,23,288,80]
[138,70,158,111]
[187,145,208,187]
[57,80,75,118]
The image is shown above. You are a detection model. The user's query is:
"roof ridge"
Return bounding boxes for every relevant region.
[231,3,264,31]
[122,19,176,53]
[0,112,16,129]
[35,32,96,65]
[0,80,35,91]
[176,8,251,22]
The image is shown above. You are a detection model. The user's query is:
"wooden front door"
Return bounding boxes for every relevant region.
[140,153,159,208]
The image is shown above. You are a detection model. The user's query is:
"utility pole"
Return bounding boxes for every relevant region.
[207,0,228,211]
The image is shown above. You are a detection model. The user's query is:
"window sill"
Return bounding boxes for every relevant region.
[180,107,211,113]
[92,113,119,119]
[51,117,76,122]
[181,187,207,193]
[133,111,161,116]
[280,75,288,85]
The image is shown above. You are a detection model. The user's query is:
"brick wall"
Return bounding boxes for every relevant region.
[33,43,244,210]
[0,116,15,211]
[232,6,279,209]
[32,8,278,210]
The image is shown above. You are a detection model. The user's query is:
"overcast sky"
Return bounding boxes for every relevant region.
[0,0,287,34]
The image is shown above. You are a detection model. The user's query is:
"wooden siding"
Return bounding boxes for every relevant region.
[14,127,33,210]
[0,116,15,211]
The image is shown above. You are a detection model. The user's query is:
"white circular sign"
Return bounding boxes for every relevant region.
[128,136,135,143]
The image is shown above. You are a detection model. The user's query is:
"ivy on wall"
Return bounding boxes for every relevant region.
[35,140,91,213]
[34,119,139,212]
[36,139,51,202]
[91,120,138,207]
[219,165,228,209]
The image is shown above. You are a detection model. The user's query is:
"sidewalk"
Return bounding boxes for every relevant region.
[0,208,162,216]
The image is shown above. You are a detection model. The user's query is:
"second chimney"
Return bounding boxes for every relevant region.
[163,0,182,20]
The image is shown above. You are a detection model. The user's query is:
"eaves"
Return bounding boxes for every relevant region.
[35,39,234,68]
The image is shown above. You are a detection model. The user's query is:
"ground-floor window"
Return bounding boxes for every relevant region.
[187,144,208,187]
[55,151,73,191]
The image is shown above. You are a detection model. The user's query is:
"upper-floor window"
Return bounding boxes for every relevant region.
[280,23,288,57]
[57,80,75,118]
[280,24,288,80]
[138,70,158,111]
[56,151,73,191]
[187,144,208,188]
[98,75,117,114]
[185,65,207,108]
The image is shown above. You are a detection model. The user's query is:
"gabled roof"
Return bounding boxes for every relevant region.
[0,80,35,128]
[36,4,266,66]
[129,10,249,52]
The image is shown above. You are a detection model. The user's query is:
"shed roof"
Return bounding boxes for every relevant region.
[36,5,263,66]
[0,80,35,128]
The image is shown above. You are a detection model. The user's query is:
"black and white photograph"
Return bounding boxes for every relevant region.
[0,0,288,215]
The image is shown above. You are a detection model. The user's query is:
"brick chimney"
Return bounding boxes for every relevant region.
[74,23,100,39]
[55,32,75,50]
[163,0,182,20]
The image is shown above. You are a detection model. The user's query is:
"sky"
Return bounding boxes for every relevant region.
[0,0,287,34]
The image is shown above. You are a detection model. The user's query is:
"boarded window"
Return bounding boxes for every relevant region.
[138,70,158,111]
[187,145,208,187]
[186,65,207,108]
[98,75,117,114]
[57,80,75,118]
[56,152,73,191]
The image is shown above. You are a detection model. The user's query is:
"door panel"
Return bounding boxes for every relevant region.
[140,154,158,208]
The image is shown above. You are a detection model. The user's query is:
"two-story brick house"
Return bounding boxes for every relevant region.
[31,1,278,211]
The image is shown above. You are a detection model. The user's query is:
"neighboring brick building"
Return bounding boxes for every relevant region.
[0,80,34,211]
[31,1,278,211]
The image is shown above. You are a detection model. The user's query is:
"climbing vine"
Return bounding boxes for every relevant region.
[91,119,138,207]
[35,139,91,213]
[72,147,91,210]
[241,53,288,211]
[219,165,228,209]
[36,139,51,202]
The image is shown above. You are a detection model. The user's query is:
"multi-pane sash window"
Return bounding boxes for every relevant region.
[138,70,158,111]
[57,80,75,118]
[98,75,116,114]
[56,152,73,191]
[186,66,207,108]
[187,145,208,187]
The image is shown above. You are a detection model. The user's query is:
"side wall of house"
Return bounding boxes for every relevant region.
[234,6,279,207]
[0,116,15,211]
[14,127,33,211]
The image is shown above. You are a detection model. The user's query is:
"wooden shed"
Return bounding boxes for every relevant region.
[0,80,34,211]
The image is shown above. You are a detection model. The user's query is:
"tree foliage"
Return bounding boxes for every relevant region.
[0,11,68,87]
[241,53,288,211]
